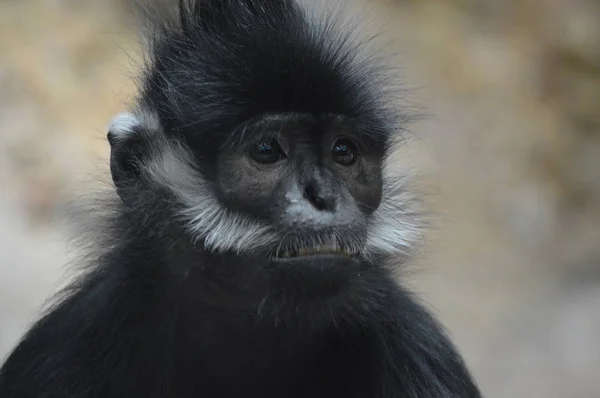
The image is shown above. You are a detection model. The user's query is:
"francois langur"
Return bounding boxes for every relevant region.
[0,1,481,397]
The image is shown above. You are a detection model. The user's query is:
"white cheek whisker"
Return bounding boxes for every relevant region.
[129,119,280,254]
[364,148,424,257]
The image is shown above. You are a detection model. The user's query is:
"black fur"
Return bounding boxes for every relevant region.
[0,1,481,397]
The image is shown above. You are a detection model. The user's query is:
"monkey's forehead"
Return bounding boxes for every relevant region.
[134,0,405,142]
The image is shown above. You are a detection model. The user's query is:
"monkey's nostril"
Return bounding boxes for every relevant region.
[303,185,329,211]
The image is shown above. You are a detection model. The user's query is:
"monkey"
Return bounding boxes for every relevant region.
[0,1,482,397]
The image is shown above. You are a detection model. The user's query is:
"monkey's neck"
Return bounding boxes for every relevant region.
[116,221,391,327]
[147,246,338,387]
[95,231,393,392]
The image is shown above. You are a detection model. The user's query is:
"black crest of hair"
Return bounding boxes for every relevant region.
[0,1,482,397]
[141,0,401,154]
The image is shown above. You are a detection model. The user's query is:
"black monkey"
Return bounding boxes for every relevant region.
[0,1,482,397]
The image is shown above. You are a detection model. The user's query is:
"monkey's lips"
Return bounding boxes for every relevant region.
[269,245,363,288]
[274,246,359,260]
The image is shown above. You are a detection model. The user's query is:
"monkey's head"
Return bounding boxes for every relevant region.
[106,0,421,284]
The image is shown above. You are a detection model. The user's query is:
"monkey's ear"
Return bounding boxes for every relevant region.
[107,113,149,202]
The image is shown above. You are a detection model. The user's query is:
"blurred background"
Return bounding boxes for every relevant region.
[1,0,599,396]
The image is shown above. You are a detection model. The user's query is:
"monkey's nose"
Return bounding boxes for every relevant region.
[303,183,335,212]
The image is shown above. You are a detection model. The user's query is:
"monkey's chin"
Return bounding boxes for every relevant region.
[268,254,362,286]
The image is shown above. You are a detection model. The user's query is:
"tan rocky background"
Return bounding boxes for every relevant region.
[1,0,599,396]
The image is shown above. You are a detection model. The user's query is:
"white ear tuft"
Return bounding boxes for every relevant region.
[108,112,140,140]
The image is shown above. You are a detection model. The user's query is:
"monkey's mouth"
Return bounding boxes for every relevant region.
[274,246,359,260]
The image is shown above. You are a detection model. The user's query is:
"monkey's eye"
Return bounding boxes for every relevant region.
[332,139,358,166]
[250,138,285,164]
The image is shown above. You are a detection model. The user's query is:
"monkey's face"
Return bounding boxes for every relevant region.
[213,114,383,266]
[108,110,420,272]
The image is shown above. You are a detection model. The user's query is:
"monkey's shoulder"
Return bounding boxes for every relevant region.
[0,278,479,398]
